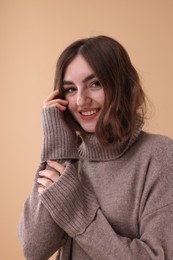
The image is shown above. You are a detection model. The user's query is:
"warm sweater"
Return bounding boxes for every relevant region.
[17,107,173,260]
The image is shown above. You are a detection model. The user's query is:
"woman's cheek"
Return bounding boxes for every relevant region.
[67,100,75,116]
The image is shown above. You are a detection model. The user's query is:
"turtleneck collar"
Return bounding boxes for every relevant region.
[78,118,144,161]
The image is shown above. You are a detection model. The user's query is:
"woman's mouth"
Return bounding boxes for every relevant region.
[79,108,101,120]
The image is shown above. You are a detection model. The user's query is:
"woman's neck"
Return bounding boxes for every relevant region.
[78,119,143,161]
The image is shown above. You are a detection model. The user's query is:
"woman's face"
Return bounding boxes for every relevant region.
[63,54,105,133]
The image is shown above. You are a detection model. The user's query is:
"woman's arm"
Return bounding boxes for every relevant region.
[17,163,67,260]
[17,91,79,259]
[39,160,173,260]
[41,90,78,161]
[74,205,173,260]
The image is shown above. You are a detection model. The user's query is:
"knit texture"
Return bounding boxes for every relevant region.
[41,107,78,161]
[40,162,99,238]
[17,108,173,260]
[78,117,143,160]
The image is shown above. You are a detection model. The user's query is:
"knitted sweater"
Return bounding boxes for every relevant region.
[17,107,173,260]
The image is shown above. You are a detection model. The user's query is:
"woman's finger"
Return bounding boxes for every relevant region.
[46,99,68,106]
[43,97,69,110]
[38,185,45,194]
[44,102,67,111]
[37,177,53,188]
[37,176,54,194]
[43,99,68,107]
[44,89,59,102]
[37,162,65,194]
[47,160,65,175]
[39,169,60,181]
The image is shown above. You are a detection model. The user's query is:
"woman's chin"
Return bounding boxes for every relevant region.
[80,124,96,133]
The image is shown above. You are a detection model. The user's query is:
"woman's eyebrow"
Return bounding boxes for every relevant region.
[82,74,96,83]
[63,74,96,85]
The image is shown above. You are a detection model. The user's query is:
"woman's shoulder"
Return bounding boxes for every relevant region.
[140,131,173,145]
[137,131,173,160]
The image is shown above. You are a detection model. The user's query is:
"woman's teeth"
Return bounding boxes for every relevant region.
[81,109,98,116]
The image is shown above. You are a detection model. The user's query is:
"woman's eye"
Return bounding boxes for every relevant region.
[91,81,101,88]
[64,87,76,94]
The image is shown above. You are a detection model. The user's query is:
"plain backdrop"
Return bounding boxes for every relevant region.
[1,0,173,259]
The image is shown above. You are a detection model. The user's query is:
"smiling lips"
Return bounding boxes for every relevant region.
[79,108,101,120]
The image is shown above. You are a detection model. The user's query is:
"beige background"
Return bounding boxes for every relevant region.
[1,0,173,259]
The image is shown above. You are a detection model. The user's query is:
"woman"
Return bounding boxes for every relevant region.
[18,35,173,259]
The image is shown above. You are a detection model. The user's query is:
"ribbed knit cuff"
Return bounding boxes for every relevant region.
[41,107,78,161]
[39,162,99,237]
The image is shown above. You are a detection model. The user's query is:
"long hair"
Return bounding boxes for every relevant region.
[54,35,146,144]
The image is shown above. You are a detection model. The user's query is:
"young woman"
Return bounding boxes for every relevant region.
[18,36,173,259]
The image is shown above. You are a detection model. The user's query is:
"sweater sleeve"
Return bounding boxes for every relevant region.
[17,163,68,260]
[73,205,173,260]
[17,107,79,259]
[41,107,78,161]
[39,160,173,260]
[39,162,99,237]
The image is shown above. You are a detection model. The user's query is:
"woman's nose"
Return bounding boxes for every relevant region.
[76,91,91,107]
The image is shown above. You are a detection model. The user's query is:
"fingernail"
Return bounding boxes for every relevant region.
[39,171,43,175]
[47,160,52,164]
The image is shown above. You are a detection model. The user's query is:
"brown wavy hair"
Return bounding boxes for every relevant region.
[54,35,146,144]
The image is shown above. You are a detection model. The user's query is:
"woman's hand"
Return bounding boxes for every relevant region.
[43,90,68,111]
[37,160,65,193]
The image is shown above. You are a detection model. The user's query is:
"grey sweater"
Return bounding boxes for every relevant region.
[18,107,173,260]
